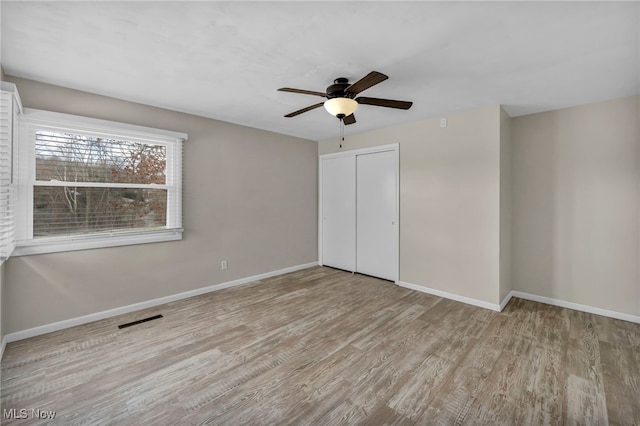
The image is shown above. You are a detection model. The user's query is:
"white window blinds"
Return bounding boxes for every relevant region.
[0,84,21,262]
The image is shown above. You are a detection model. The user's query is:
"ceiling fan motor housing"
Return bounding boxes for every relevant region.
[326,78,351,99]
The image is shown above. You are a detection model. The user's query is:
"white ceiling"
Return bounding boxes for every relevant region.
[1,1,638,141]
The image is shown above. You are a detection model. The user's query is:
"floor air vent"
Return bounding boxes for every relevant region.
[118,314,163,329]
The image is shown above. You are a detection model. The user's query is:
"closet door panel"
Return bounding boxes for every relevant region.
[356,150,397,281]
[321,156,356,271]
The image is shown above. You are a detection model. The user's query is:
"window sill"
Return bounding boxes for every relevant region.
[13,229,183,256]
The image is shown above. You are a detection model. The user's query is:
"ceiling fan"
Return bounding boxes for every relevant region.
[278,71,413,125]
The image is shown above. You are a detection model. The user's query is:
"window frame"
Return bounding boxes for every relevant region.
[14,109,187,256]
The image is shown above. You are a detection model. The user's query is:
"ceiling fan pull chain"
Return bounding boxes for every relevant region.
[340,119,344,149]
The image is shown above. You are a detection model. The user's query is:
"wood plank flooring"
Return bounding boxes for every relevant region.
[1,266,638,425]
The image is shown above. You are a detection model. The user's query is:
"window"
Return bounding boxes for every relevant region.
[15,109,187,255]
[0,83,21,264]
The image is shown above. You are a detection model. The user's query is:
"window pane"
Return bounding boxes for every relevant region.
[35,131,166,184]
[33,186,167,238]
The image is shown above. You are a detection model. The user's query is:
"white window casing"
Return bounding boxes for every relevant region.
[14,108,187,256]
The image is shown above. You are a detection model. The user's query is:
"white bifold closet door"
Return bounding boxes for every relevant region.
[356,150,397,281]
[321,156,356,272]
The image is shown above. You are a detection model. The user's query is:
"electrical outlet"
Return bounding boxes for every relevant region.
[440,117,447,128]
[221,260,228,270]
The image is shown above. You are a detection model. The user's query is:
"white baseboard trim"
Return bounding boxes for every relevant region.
[397,281,502,312]
[3,261,319,346]
[499,291,514,312]
[394,283,639,323]
[509,291,640,324]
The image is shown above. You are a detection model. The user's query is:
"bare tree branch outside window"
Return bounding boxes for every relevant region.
[34,131,167,237]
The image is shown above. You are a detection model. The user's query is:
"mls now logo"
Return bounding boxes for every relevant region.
[3,408,56,419]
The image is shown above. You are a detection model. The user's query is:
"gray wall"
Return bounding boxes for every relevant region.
[320,95,639,317]
[319,105,503,305]
[512,95,640,316]
[499,107,512,303]
[4,76,318,333]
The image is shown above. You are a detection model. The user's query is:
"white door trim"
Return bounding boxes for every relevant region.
[318,143,400,282]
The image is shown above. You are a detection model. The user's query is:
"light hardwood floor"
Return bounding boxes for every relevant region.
[1,266,639,425]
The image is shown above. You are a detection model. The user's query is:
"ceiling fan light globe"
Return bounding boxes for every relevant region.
[324,98,358,117]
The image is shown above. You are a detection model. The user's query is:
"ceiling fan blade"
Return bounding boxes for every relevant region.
[284,102,325,117]
[345,71,388,95]
[356,97,413,110]
[278,87,327,98]
[343,113,356,125]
